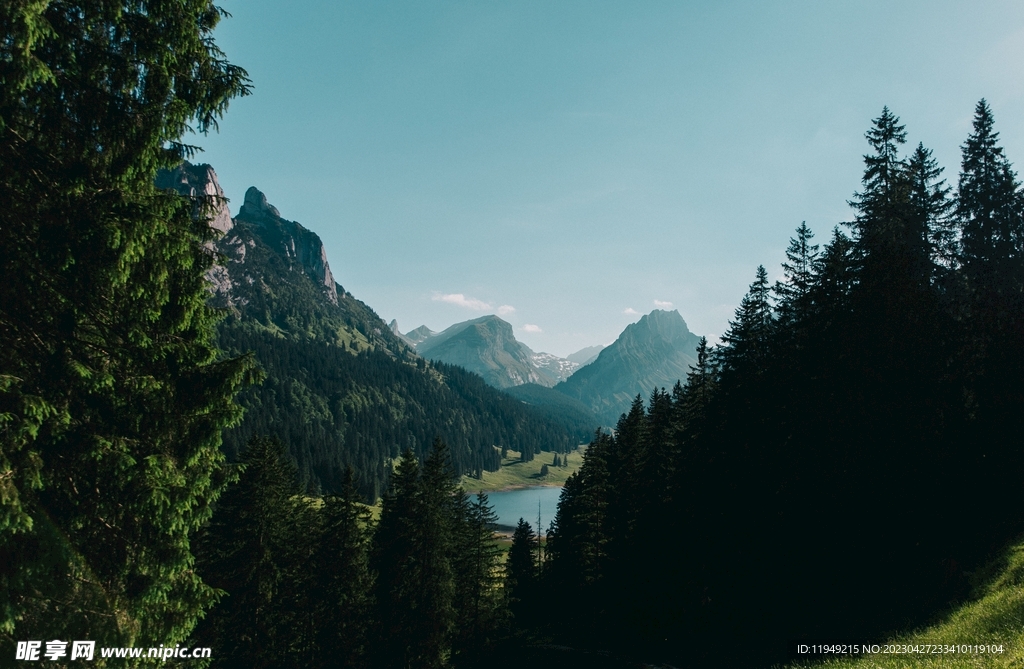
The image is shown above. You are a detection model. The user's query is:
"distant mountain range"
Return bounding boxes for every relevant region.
[157,162,590,498]
[403,310,702,427]
[405,316,579,388]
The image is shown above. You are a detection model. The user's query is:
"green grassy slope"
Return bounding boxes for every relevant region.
[793,540,1024,669]
[459,448,585,493]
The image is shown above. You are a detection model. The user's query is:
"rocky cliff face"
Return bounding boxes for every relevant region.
[157,163,340,307]
[155,162,233,234]
[557,309,702,424]
[234,186,338,305]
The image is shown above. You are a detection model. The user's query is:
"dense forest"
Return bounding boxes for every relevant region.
[192,436,513,669]
[218,322,591,500]
[529,103,1024,667]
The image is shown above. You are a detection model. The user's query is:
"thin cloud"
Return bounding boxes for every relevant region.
[432,293,490,311]
[624,308,639,315]
[654,300,673,308]
[497,304,516,316]
[522,324,543,333]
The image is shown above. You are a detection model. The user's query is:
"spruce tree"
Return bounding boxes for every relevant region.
[370,449,422,669]
[0,0,255,649]
[371,441,463,669]
[774,222,820,327]
[506,518,538,626]
[451,493,503,666]
[315,468,372,669]
[195,436,310,668]
[907,143,954,274]
[956,100,1023,285]
[850,106,909,256]
[718,265,774,376]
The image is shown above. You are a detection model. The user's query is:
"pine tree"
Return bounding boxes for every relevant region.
[718,265,774,376]
[0,0,255,649]
[774,222,820,327]
[850,106,909,256]
[416,439,459,666]
[451,493,504,666]
[195,436,309,668]
[681,337,716,430]
[371,441,461,669]
[956,100,1023,286]
[371,449,423,669]
[315,468,372,669]
[506,518,538,626]
[907,143,955,274]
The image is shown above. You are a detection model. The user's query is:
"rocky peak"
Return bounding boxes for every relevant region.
[233,186,338,305]
[155,162,233,234]
[239,186,281,220]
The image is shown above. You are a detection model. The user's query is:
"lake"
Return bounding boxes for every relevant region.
[476,486,563,531]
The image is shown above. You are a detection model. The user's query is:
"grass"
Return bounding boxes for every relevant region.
[459,447,586,493]
[789,540,1024,669]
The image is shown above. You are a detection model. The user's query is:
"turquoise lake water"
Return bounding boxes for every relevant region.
[474,486,563,530]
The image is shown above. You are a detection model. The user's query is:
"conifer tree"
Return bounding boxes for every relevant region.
[195,436,310,668]
[506,518,539,626]
[681,338,716,430]
[0,0,255,649]
[718,265,774,376]
[416,439,459,665]
[451,492,504,666]
[907,143,954,274]
[372,441,466,669]
[956,100,1023,286]
[850,106,909,257]
[774,222,820,327]
[371,449,424,669]
[315,467,372,669]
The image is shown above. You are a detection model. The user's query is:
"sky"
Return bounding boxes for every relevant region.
[196,0,1024,357]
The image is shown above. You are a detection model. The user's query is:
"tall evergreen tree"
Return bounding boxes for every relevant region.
[774,222,820,327]
[907,143,955,274]
[506,518,539,627]
[850,106,909,255]
[371,449,424,669]
[718,265,774,376]
[451,492,504,666]
[0,0,255,650]
[956,100,1023,287]
[315,468,372,669]
[195,436,311,669]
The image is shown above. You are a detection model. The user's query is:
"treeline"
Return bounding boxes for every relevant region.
[194,436,514,669]
[218,323,589,501]
[530,102,1024,667]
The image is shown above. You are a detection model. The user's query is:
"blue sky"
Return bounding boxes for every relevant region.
[197,0,1024,357]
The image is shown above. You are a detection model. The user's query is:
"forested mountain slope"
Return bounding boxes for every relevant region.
[159,163,590,498]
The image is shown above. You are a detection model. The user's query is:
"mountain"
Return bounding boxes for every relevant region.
[393,321,434,346]
[157,162,588,499]
[566,344,604,367]
[415,316,548,388]
[412,316,580,388]
[556,309,703,425]
[524,346,580,385]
